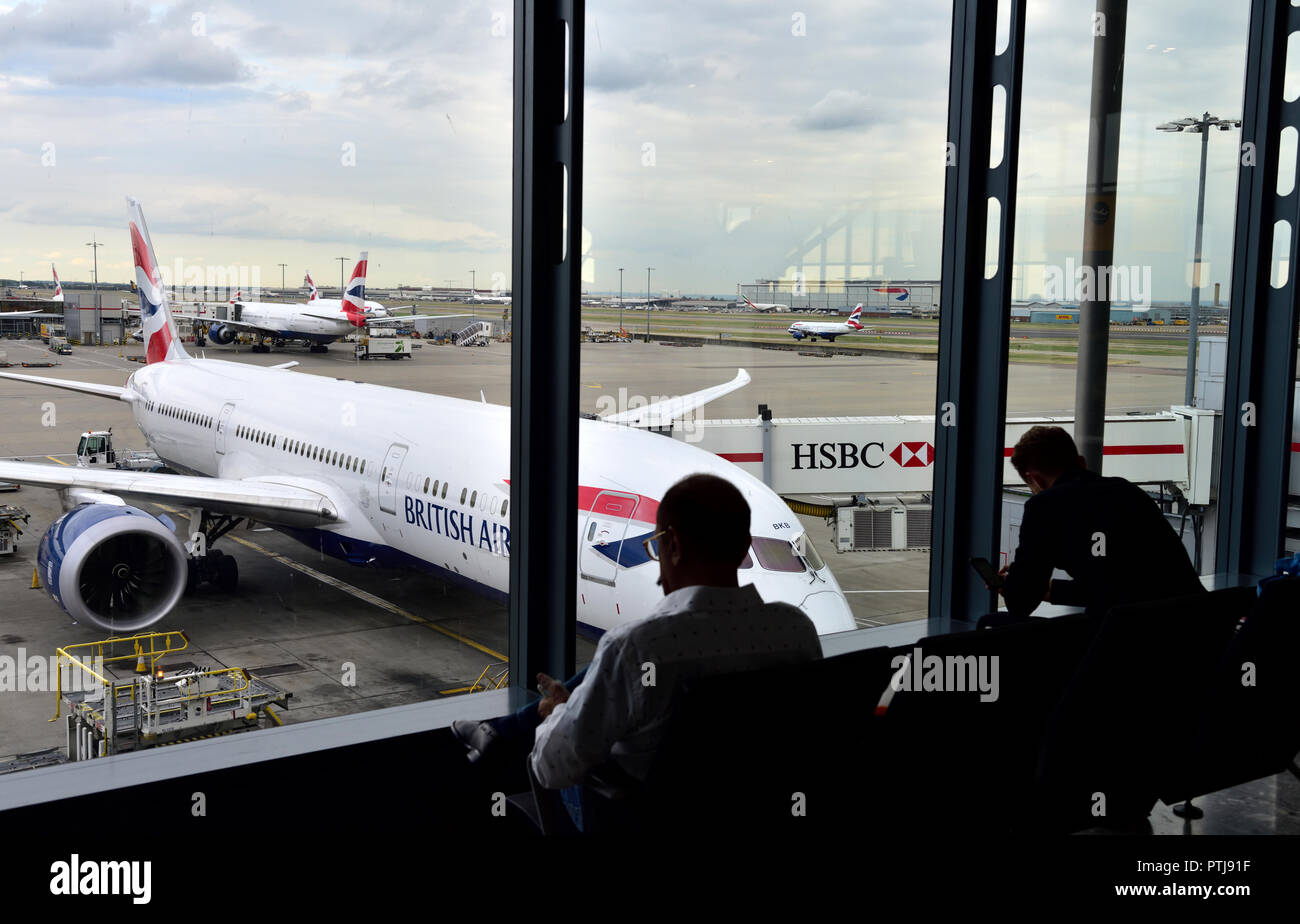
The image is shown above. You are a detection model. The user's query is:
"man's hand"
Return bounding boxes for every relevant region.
[992,564,1010,598]
[536,672,570,720]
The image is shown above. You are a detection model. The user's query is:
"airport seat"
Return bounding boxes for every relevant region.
[571,645,899,834]
[1159,577,1300,808]
[1032,587,1252,833]
[876,611,1102,830]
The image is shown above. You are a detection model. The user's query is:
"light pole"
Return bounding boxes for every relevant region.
[336,256,349,296]
[85,237,102,342]
[1156,112,1240,406]
[645,266,654,341]
[470,269,476,318]
[277,263,287,296]
[618,267,624,334]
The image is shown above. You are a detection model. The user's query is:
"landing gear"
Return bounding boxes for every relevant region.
[251,341,271,354]
[310,344,329,353]
[182,512,245,595]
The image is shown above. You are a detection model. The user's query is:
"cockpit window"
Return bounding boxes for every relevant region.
[798,534,826,571]
[750,536,806,573]
[739,551,754,570]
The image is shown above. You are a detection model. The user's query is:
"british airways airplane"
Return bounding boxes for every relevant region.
[788,304,870,342]
[0,198,855,640]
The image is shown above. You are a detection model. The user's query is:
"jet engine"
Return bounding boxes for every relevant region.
[37,504,188,632]
[207,324,237,345]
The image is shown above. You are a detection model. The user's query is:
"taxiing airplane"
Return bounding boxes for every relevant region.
[788,304,870,342]
[0,198,855,640]
[742,295,789,312]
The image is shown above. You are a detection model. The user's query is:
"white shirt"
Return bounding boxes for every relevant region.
[529,583,822,790]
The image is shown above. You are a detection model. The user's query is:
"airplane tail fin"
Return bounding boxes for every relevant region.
[304,272,319,302]
[340,253,368,328]
[51,263,63,302]
[228,289,242,305]
[847,303,864,329]
[126,197,189,364]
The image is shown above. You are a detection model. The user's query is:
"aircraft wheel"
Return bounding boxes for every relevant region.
[216,554,239,592]
[185,559,200,595]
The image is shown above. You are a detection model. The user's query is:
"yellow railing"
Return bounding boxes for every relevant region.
[51,630,190,720]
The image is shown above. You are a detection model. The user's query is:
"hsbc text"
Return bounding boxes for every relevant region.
[792,442,886,470]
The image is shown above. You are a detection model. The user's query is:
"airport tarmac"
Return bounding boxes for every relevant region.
[0,335,1189,759]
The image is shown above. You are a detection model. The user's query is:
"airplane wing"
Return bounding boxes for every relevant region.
[603,368,751,426]
[366,313,474,324]
[0,461,342,527]
[170,314,270,333]
[0,371,133,402]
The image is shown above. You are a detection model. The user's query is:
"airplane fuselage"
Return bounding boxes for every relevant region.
[122,358,855,636]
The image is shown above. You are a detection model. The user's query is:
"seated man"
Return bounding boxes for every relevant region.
[529,472,823,829]
[453,472,822,830]
[996,425,1204,621]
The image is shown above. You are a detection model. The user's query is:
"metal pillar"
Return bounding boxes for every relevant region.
[510,0,584,700]
[1075,0,1127,473]
[928,0,1026,628]
[1216,0,1300,578]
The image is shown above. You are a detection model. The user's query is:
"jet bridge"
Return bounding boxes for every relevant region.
[675,407,1222,502]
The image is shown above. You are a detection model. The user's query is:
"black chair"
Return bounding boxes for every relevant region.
[1159,576,1300,810]
[870,612,1101,830]
[563,646,898,834]
[1033,587,1252,833]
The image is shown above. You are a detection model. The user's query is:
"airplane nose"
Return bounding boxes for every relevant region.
[799,589,857,635]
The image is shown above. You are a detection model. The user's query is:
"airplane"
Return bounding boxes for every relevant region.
[787,304,871,342]
[469,290,512,305]
[304,271,471,326]
[741,295,789,312]
[161,259,461,353]
[0,197,855,642]
[0,265,65,316]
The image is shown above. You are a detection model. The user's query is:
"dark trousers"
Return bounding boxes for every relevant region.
[485,666,591,831]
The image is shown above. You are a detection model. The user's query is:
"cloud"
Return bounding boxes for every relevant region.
[0,0,142,49]
[53,41,249,87]
[794,89,874,132]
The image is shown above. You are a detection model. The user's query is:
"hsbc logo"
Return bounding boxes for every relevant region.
[890,441,934,468]
[791,441,935,470]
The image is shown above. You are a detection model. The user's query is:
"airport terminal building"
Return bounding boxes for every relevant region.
[1,0,1299,899]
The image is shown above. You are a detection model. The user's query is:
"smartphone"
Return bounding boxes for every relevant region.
[970,556,1004,589]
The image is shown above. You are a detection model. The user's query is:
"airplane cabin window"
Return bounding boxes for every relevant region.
[460,488,466,504]
[470,490,477,507]
[424,477,430,493]
[501,499,508,517]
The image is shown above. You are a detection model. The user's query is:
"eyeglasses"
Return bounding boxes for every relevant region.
[642,528,670,561]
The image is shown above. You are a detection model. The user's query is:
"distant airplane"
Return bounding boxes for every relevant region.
[51,264,64,302]
[469,289,512,305]
[788,304,870,342]
[742,295,789,312]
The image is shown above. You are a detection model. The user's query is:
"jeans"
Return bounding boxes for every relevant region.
[485,666,591,832]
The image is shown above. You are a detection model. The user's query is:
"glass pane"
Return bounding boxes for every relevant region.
[579,0,951,656]
[0,2,512,772]
[1002,0,1249,615]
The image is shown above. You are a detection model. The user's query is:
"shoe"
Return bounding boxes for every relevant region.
[450,719,500,763]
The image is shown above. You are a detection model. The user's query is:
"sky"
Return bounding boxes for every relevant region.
[0,0,1256,299]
